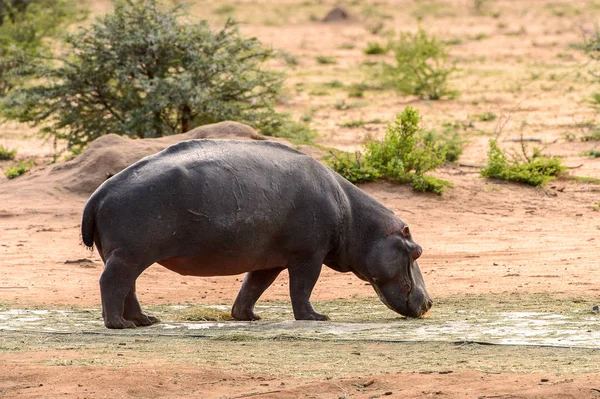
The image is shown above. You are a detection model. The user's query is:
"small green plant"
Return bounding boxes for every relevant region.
[481,140,567,186]
[0,145,17,160]
[334,100,368,110]
[581,129,600,141]
[593,201,600,211]
[277,50,299,66]
[324,80,344,89]
[474,112,497,122]
[4,160,33,179]
[328,106,452,194]
[315,55,336,64]
[364,42,387,55]
[382,29,457,100]
[340,118,383,128]
[581,149,600,158]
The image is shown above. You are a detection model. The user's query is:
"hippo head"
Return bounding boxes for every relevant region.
[354,225,432,318]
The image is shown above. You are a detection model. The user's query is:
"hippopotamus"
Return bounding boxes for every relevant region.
[81,139,432,329]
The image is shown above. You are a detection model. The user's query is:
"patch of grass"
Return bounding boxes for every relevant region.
[334,99,368,110]
[309,89,329,96]
[328,106,453,194]
[481,140,567,186]
[0,145,17,161]
[564,175,600,185]
[581,149,600,158]
[593,201,600,211]
[364,42,387,55]
[315,55,337,65]
[340,118,384,128]
[474,112,497,122]
[412,1,455,20]
[176,306,233,322]
[276,50,299,66]
[4,161,34,179]
[213,4,235,15]
[422,126,465,163]
[443,38,463,46]
[382,29,457,100]
[338,43,355,50]
[323,80,344,89]
[581,128,600,141]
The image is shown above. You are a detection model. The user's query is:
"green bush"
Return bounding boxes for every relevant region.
[0,145,17,160]
[315,55,336,64]
[582,149,600,158]
[364,42,387,55]
[481,140,567,186]
[328,106,453,194]
[1,0,312,150]
[382,29,457,100]
[327,151,380,184]
[4,160,32,178]
[474,112,497,121]
[581,129,600,142]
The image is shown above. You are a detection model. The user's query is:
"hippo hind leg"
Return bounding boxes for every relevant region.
[123,282,159,327]
[99,251,151,329]
[288,256,329,321]
[232,268,284,321]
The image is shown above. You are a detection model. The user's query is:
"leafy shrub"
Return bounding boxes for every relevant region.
[364,42,387,55]
[328,106,453,194]
[382,29,457,100]
[0,145,17,160]
[340,118,383,128]
[581,129,600,141]
[481,140,567,186]
[474,112,497,121]
[327,151,380,184]
[582,149,600,158]
[4,160,33,178]
[316,55,336,64]
[1,0,311,149]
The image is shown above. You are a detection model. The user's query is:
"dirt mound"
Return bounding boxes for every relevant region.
[49,121,264,195]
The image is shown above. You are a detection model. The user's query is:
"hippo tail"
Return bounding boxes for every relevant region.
[81,198,97,249]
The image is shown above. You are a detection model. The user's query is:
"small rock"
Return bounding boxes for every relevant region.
[593,305,599,313]
[541,378,549,382]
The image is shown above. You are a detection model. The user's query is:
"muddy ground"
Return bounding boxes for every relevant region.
[1,0,600,398]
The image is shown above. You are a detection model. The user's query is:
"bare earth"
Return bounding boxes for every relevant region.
[1,0,600,398]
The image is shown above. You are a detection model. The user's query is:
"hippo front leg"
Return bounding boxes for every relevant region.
[232,268,284,321]
[288,258,329,321]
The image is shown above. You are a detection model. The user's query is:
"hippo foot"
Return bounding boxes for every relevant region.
[231,306,261,321]
[126,313,159,327]
[104,317,137,329]
[295,311,330,321]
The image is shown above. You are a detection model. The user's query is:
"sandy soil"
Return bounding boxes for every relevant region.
[1,0,600,398]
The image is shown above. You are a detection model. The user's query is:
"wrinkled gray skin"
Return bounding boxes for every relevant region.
[82,140,432,329]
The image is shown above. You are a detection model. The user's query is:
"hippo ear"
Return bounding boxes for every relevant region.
[401,225,410,238]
